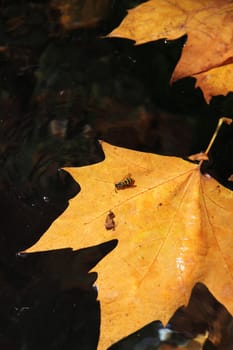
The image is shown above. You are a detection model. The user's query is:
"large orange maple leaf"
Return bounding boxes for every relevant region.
[28,137,233,349]
[109,0,233,102]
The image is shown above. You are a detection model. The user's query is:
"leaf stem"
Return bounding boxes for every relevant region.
[204,117,232,155]
[199,117,232,167]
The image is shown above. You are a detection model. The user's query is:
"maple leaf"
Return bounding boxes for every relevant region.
[28,127,233,349]
[193,63,233,102]
[108,0,233,102]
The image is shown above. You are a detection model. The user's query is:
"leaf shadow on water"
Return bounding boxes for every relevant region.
[0,167,117,349]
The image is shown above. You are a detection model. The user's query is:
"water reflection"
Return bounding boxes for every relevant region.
[0,137,117,349]
[0,232,117,349]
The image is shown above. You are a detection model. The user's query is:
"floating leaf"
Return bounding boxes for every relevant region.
[109,0,233,102]
[28,140,233,349]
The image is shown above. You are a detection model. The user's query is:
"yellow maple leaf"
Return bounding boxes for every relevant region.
[109,0,233,102]
[28,123,233,349]
[193,63,233,102]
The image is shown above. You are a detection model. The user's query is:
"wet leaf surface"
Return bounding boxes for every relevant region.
[29,141,233,349]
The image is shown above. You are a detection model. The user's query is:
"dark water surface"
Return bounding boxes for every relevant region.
[1,1,233,349]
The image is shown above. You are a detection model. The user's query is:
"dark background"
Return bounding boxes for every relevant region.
[0,1,233,349]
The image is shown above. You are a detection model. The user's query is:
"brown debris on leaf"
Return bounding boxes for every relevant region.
[105,211,115,230]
